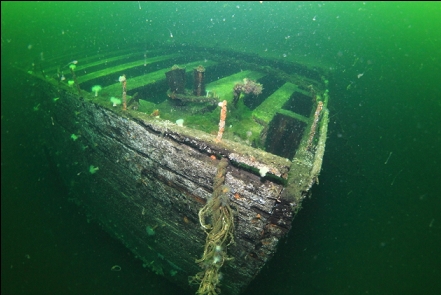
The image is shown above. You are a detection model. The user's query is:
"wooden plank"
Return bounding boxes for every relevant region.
[252,82,298,124]
[77,54,180,83]
[75,50,152,72]
[277,109,309,123]
[42,48,137,75]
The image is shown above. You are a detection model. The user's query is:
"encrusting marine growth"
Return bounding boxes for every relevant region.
[215,100,227,143]
[190,158,235,295]
[232,78,263,107]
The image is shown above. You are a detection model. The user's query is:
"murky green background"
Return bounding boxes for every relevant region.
[2,2,440,294]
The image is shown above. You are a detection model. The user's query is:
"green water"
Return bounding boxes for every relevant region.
[2,2,440,294]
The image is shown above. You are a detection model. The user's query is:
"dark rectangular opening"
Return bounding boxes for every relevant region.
[282,91,313,117]
[265,113,307,160]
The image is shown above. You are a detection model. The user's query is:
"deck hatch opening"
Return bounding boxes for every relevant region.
[265,113,307,159]
[282,91,314,118]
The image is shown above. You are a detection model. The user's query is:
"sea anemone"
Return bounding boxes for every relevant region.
[259,166,269,177]
[91,85,102,97]
[176,119,184,127]
[110,97,121,107]
[213,255,222,264]
[89,165,99,174]
[146,225,156,236]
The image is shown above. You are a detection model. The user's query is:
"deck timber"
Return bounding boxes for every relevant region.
[19,45,330,295]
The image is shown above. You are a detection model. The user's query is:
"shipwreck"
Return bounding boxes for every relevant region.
[18,45,330,295]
